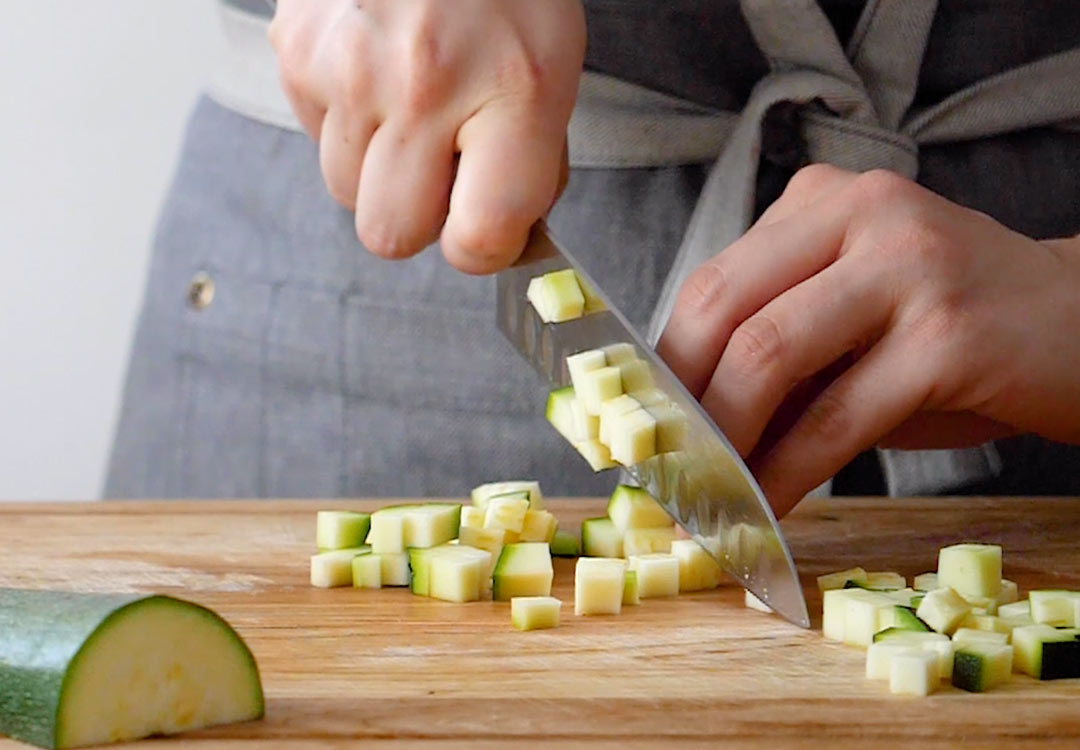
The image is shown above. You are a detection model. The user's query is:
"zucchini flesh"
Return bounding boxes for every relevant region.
[622,571,640,606]
[310,547,370,588]
[492,543,553,602]
[889,649,938,696]
[0,589,263,750]
[510,596,561,631]
[526,269,585,323]
[315,511,371,551]
[581,517,623,558]
[575,558,627,616]
[622,527,676,557]
[670,539,721,592]
[519,510,558,543]
[367,503,461,554]
[470,481,543,511]
[882,605,930,633]
[351,554,382,589]
[937,543,1002,600]
[816,567,869,592]
[1012,624,1080,679]
[627,553,680,599]
[376,553,411,587]
[606,485,672,532]
[573,439,617,472]
[915,587,971,635]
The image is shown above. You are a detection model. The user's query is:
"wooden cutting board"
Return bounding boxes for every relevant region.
[3,497,1080,749]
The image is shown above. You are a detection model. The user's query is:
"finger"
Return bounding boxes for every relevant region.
[657,194,854,398]
[753,163,857,229]
[318,107,378,209]
[700,255,895,456]
[441,104,566,274]
[751,331,935,518]
[353,122,456,259]
[879,412,1016,450]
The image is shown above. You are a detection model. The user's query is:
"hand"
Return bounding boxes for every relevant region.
[268,0,584,273]
[657,164,1080,517]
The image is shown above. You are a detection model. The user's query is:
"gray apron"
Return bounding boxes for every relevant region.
[105,0,1080,498]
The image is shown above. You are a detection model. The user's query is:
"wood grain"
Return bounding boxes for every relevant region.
[3,497,1080,748]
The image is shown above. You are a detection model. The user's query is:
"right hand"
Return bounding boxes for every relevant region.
[268,0,586,274]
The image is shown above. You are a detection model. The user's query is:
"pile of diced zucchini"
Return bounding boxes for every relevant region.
[310,482,725,631]
[811,542,1080,696]
[545,343,688,471]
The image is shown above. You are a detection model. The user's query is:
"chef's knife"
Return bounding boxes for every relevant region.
[497,221,809,628]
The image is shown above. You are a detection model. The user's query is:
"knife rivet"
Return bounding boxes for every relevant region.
[186,271,215,310]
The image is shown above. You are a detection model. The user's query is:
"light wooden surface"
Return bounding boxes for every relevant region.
[3,497,1080,749]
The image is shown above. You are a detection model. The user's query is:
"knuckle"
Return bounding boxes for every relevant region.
[356,219,418,260]
[445,210,527,262]
[850,168,915,207]
[679,263,729,319]
[725,314,786,379]
[785,163,844,199]
[394,18,451,117]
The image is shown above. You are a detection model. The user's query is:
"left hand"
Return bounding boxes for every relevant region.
[657,164,1080,517]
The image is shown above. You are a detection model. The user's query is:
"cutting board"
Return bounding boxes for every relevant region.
[3,497,1080,749]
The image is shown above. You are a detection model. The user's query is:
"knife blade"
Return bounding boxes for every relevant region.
[497,221,809,628]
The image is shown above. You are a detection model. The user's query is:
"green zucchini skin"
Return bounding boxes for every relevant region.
[0,588,263,749]
[0,589,144,749]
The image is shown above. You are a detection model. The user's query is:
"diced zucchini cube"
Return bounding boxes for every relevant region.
[864,572,906,591]
[623,526,676,557]
[601,343,636,364]
[316,510,371,551]
[575,273,606,314]
[377,552,411,587]
[368,511,406,554]
[916,587,971,635]
[566,349,607,391]
[510,596,562,631]
[649,401,688,453]
[817,567,869,592]
[471,481,543,510]
[429,547,492,603]
[460,506,485,531]
[889,649,938,696]
[609,408,657,466]
[952,627,1009,646]
[492,543,553,601]
[458,525,506,575]
[311,547,370,588]
[576,366,623,416]
[527,268,585,323]
[822,589,852,642]
[628,553,680,598]
[999,579,1019,605]
[867,642,920,680]
[844,590,898,647]
[1013,624,1080,679]
[369,504,461,553]
[519,509,558,543]
[484,494,530,534]
[879,605,930,632]
[599,395,643,446]
[617,359,654,393]
[573,439,617,471]
[606,485,672,531]
[998,599,1031,620]
[671,539,721,592]
[574,557,627,616]
[912,572,939,592]
[569,397,600,441]
[352,553,382,589]
[870,630,954,680]
[622,570,640,606]
[883,588,921,607]
[952,642,1013,692]
[938,543,1002,599]
[550,528,580,557]
[1030,590,1080,626]
[966,614,1015,637]
[745,590,773,613]
[545,386,577,443]
[581,517,623,558]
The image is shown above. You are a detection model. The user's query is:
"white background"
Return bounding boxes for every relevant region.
[0,1,223,499]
